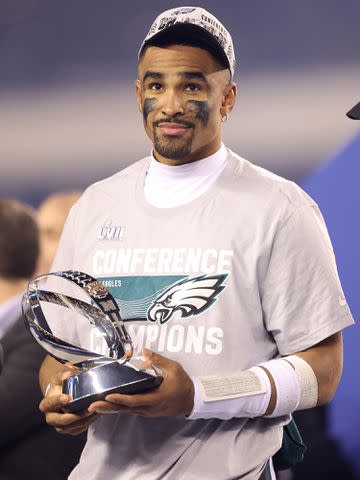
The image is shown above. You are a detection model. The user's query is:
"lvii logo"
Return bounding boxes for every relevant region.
[97,220,126,241]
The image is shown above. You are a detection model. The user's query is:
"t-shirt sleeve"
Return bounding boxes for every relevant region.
[261,204,354,355]
[50,203,78,273]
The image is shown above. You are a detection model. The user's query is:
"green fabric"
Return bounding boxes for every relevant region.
[273,418,306,471]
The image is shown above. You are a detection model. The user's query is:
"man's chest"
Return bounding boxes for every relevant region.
[72,203,275,373]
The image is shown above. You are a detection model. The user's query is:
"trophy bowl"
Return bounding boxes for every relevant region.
[22,270,162,412]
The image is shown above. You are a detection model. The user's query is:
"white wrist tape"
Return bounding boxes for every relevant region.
[188,355,317,421]
[188,366,271,420]
[284,355,318,409]
[260,359,300,417]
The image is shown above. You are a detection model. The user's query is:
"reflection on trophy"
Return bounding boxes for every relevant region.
[22,270,163,412]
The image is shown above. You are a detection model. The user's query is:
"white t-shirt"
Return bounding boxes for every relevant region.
[51,149,353,480]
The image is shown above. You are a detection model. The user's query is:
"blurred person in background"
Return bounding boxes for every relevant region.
[0,191,84,480]
[0,344,3,374]
[0,198,39,338]
[36,191,83,275]
[0,198,38,377]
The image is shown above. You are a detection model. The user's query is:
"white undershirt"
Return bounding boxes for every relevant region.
[144,144,228,208]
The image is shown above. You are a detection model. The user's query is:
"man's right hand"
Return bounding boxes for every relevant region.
[39,370,98,435]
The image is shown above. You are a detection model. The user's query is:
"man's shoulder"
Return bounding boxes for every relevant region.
[228,149,316,212]
[89,156,149,193]
[77,156,150,205]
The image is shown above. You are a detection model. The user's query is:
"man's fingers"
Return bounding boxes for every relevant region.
[55,413,98,435]
[88,399,151,416]
[50,369,74,387]
[103,392,158,408]
[89,396,154,413]
[43,368,75,397]
[39,393,70,413]
[45,409,95,428]
[88,400,124,414]
[142,348,170,368]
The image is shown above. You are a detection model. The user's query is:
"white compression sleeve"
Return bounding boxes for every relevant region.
[188,366,271,420]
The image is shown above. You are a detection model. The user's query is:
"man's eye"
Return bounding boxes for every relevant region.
[149,83,162,91]
[185,84,200,92]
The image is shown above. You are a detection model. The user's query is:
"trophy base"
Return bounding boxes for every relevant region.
[62,360,162,412]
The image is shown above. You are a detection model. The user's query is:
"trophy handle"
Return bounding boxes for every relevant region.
[59,270,134,361]
[22,270,134,366]
[22,288,116,366]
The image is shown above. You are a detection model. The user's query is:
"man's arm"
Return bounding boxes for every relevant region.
[38,331,342,430]
[291,332,342,405]
[84,332,342,418]
[263,332,342,415]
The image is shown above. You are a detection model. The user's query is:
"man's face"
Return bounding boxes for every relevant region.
[136,44,236,165]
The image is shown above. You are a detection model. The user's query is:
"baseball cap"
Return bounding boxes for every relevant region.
[139,6,235,78]
[346,101,360,120]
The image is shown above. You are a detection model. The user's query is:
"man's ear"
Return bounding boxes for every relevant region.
[220,82,237,118]
[135,79,143,113]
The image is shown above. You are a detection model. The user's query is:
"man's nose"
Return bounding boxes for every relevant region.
[161,90,184,117]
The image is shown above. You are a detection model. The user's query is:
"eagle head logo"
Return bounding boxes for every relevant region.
[147,274,227,324]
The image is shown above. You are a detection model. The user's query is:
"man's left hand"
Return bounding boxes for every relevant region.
[88,349,195,417]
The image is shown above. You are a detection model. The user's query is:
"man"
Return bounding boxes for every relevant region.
[0,198,39,338]
[36,191,83,275]
[0,192,85,480]
[38,7,354,480]
[0,198,40,475]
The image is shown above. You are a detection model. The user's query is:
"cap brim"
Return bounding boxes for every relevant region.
[140,23,231,75]
[346,102,360,120]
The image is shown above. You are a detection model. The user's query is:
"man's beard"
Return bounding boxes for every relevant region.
[153,127,195,160]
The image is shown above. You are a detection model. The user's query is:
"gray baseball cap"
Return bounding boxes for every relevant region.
[139,6,236,78]
[346,101,360,120]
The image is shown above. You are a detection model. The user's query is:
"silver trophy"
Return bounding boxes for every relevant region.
[22,270,162,412]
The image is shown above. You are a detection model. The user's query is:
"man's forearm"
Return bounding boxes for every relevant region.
[189,332,343,420]
[294,332,343,405]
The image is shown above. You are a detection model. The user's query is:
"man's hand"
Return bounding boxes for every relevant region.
[39,370,98,435]
[88,349,195,417]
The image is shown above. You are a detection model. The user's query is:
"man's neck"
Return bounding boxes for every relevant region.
[0,277,29,304]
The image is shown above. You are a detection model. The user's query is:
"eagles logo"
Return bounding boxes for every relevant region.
[147,274,227,324]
